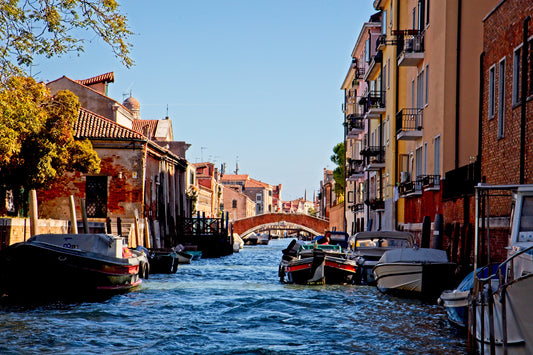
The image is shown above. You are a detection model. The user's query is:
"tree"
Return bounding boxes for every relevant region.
[330,142,345,198]
[0,0,132,79]
[0,76,100,215]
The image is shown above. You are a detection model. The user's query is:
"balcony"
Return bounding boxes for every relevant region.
[349,203,365,213]
[360,90,386,117]
[364,50,383,81]
[361,146,385,171]
[396,108,423,140]
[345,113,365,137]
[398,178,423,197]
[346,158,364,180]
[421,175,441,191]
[365,198,385,211]
[397,30,425,67]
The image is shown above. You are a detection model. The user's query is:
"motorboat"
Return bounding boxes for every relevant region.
[348,231,417,285]
[173,244,193,264]
[279,239,357,285]
[0,233,147,298]
[373,247,456,300]
[439,265,499,329]
[233,234,244,252]
[471,184,533,354]
[242,233,258,245]
[147,248,179,273]
[257,233,270,245]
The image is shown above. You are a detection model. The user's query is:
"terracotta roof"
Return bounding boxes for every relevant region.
[132,119,158,137]
[75,108,144,140]
[220,174,249,182]
[76,72,115,86]
[245,178,272,189]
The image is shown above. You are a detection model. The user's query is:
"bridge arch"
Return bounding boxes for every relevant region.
[232,213,329,237]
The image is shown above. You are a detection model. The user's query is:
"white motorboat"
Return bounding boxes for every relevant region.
[471,185,533,354]
[348,231,417,285]
[373,247,456,300]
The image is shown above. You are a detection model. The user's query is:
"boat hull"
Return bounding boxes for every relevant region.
[475,273,533,354]
[439,290,469,328]
[374,262,456,300]
[0,241,142,298]
[148,249,178,274]
[281,250,357,285]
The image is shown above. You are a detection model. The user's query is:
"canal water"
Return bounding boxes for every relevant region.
[0,239,466,354]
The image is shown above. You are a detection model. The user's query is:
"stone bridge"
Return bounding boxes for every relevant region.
[231,213,329,237]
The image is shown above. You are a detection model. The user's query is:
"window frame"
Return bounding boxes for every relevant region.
[498,57,506,139]
[488,64,496,119]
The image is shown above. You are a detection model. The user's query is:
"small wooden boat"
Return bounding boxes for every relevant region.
[0,233,147,298]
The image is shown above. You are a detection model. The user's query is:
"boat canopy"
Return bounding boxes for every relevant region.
[378,247,449,264]
[29,233,124,258]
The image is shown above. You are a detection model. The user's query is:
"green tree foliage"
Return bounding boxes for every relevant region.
[0,76,100,214]
[0,0,132,78]
[330,142,345,198]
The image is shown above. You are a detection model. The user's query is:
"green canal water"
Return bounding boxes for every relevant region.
[0,238,466,354]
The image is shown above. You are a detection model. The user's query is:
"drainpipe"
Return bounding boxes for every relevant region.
[520,16,530,184]
[455,0,462,170]
[478,51,485,180]
[343,90,348,233]
[394,0,400,230]
[379,54,384,231]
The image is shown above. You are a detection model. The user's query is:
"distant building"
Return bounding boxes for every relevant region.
[193,162,222,218]
[222,185,255,221]
[220,174,275,215]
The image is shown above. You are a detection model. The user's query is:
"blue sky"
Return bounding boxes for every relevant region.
[35,1,375,201]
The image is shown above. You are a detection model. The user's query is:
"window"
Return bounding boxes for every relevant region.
[411,79,415,108]
[383,64,387,91]
[382,10,387,35]
[424,142,428,175]
[513,46,522,105]
[529,38,533,96]
[417,0,425,30]
[388,58,391,89]
[425,64,429,106]
[256,193,262,202]
[365,38,370,62]
[86,176,108,218]
[232,199,237,208]
[498,58,506,139]
[417,69,424,109]
[434,136,440,175]
[489,65,495,119]
[415,147,423,178]
[386,117,390,145]
[426,0,430,26]
[412,8,416,30]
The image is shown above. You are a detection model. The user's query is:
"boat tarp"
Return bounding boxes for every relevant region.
[378,248,449,264]
[28,233,122,258]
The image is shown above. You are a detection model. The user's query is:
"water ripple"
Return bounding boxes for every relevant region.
[0,239,466,354]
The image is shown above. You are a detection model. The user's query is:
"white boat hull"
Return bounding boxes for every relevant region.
[374,262,456,299]
[475,273,533,354]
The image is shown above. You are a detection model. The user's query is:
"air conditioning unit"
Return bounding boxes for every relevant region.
[400,171,410,183]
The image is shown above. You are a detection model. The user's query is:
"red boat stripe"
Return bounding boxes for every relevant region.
[286,263,312,272]
[324,260,356,273]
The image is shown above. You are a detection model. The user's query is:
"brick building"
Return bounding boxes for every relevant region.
[38,73,191,248]
[478,0,533,261]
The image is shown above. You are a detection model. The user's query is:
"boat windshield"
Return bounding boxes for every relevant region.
[299,244,342,252]
[518,196,533,242]
[356,238,411,248]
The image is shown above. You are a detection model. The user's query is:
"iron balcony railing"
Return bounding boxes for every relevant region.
[349,203,365,213]
[345,113,365,131]
[396,30,425,56]
[421,175,441,189]
[360,146,384,157]
[365,198,384,211]
[359,90,386,113]
[398,178,423,196]
[346,158,364,177]
[396,108,423,134]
